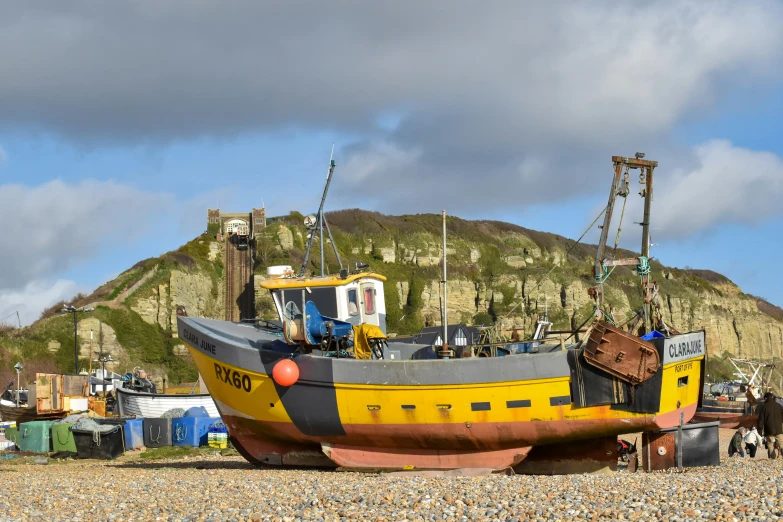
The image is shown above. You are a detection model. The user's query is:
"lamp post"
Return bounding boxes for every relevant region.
[61,305,94,374]
[13,362,23,407]
[92,354,113,397]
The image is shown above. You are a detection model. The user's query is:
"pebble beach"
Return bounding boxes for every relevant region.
[1,430,782,522]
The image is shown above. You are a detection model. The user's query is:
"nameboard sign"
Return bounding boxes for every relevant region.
[663,331,705,365]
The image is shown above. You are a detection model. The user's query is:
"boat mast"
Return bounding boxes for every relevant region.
[639,160,655,331]
[441,210,448,357]
[593,161,626,306]
[300,145,340,277]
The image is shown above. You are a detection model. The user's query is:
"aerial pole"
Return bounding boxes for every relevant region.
[639,162,655,332]
[442,210,448,354]
[593,161,625,306]
[300,145,337,277]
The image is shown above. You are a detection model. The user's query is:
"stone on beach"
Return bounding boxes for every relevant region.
[0,430,780,521]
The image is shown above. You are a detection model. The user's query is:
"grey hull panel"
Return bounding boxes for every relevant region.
[178,316,571,385]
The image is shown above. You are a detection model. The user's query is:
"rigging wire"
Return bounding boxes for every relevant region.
[612,192,628,257]
[0,311,21,327]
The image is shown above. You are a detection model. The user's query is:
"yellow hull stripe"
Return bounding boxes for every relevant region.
[187,343,703,427]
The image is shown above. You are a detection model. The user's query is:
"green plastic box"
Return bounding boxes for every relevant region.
[18,421,54,453]
[51,423,76,453]
[5,427,18,446]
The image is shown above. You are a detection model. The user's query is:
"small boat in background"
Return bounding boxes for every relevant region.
[694,359,777,429]
[693,396,757,429]
[0,402,68,423]
[115,387,219,418]
[0,373,89,422]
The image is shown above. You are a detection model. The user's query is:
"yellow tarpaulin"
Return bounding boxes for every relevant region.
[353,324,387,360]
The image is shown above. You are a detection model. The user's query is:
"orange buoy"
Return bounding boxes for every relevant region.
[272,359,299,387]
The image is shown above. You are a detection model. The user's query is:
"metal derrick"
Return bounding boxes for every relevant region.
[589,153,675,337]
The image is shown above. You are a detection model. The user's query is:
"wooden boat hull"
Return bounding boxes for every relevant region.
[0,403,68,423]
[694,398,757,429]
[178,317,705,470]
[692,412,757,429]
[116,388,219,418]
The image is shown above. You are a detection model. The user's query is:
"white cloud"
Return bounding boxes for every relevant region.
[341,143,421,184]
[654,140,783,238]
[0,279,81,327]
[0,2,780,149]
[0,180,170,292]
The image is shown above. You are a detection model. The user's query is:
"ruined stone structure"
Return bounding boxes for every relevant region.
[207,207,267,237]
[252,207,267,235]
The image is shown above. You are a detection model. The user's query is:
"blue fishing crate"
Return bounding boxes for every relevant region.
[124,419,144,450]
[172,417,220,447]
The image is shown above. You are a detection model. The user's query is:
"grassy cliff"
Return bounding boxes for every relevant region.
[1,209,781,388]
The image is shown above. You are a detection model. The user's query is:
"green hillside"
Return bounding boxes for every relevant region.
[1,209,781,388]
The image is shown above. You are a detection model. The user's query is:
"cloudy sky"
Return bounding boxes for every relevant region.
[1,1,782,326]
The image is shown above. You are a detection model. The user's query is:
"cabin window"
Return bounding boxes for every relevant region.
[347,289,359,316]
[309,287,339,318]
[363,286,376,315]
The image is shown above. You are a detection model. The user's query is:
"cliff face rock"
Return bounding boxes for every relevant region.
[170,270,219,326]
[666,292,783,359]
[276,225,294,251]
[75,317,127,371]
[131,269,222,334]
[404,272,781,357]
[305,210,783,358]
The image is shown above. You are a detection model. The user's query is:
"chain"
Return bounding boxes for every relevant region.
[628,347,648,405]
[637,348,646,384]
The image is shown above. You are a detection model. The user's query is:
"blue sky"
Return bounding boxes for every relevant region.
[1,2,782,325]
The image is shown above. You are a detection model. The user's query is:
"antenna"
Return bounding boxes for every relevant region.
[300,145,340,277]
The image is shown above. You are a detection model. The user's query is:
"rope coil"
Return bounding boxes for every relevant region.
[636,256,651,276]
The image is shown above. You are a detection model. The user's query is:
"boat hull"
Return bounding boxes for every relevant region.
[694,398,757,429]
[116,388,220,418]
[179,317,705,470]
[692,412,757,429]
[0,404,68,423]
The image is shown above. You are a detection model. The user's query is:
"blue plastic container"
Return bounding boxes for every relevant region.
[124,419,144,450]
[184,406,210,418]
[172,417,219,447]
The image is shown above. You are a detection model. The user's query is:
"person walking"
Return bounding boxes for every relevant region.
[729,427,746,457]
[757,392,783,459]
[744,426,760,458]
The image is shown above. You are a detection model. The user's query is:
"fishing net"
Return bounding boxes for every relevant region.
[54,414,87,424]
[161,408,186,419]
[72,418,117,434]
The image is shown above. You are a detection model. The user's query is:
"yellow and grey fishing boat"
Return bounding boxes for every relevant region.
[178,153,706,471]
